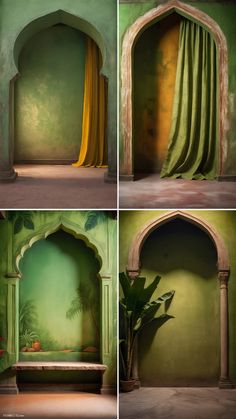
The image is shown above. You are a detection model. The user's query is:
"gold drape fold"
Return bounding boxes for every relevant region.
[73,37,108,168]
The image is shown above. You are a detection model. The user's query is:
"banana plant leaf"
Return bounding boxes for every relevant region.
[119,272,175,380]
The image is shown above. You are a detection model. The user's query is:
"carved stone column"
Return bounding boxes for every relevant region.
[100,274,115,394]
[0,79,18,182]
[218,270,233,388]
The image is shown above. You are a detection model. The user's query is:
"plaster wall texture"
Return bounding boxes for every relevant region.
[0,211,117,389]
[0,0,117,179]
[119,0,236,176]
[119,210,236,386]
[19,231,100,355]
[15,25,86,162]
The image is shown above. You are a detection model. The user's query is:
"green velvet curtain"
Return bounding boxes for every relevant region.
[160,19,217,180]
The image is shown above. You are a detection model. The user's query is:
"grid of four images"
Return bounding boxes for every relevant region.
[0,1,236,418]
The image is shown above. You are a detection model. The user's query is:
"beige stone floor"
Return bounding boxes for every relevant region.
[0,165,117,209]
[0,392,117,418]
[119,174,236,208]
[120,387,236,419]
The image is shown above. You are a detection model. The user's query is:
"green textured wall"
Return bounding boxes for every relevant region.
[0,0,117,178]
[19,230,100,361]
[0,211,117,389]
[119,1,236,176]
[15,25,86,162]
[119,210,236,386]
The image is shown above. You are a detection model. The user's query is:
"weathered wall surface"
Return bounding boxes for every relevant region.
[19,230,100,359]
[133,13,180,172]
[119,210,236,386]
[0,0,117,178]
[0,210,117,389]
[15,25,86,162]
[119,0,236,176]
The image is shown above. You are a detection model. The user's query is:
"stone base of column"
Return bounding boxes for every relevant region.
[219,377,233,389]
[104,170,117,184]
[101,384,117,394]
[0,369,18,394]
[134,379,141,389]
[0,168,18,183]
[119,174,134,181]
[0,384,18,394]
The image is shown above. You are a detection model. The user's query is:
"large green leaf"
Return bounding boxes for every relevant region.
[126,276,146,312]
[141,275,161,304]
[14,216,23,234]
[119,272,131,300]
[133,290,175,332]
[23,218,34,230]
[156,290,175,303]
[84,211,106,231]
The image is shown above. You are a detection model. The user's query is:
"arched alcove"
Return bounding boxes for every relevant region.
[11,10,108,167]
[138,219,218,386]
[19,230,100,362]
[14,25,87,164]
[127,211,232,388]
[121,0,228,179]
[5,218,114,393]
[13,10,106,74]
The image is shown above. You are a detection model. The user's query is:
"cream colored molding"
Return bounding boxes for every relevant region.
[14,217,106,278]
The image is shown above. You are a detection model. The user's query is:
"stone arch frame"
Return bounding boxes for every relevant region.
[8,10,108,180]
[121,0,228,179]
[127,210,232,389]
[6,217,113,392]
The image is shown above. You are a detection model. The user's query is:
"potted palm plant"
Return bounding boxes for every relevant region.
[119,271,175,392]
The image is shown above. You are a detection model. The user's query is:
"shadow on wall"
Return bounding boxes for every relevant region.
[141,219,217,278]
[138,219,219,387]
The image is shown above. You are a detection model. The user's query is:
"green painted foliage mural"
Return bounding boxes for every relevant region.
[19,230,100,361]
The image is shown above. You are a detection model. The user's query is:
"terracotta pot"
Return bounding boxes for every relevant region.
[32,340,41,351]
[120,379,135,392]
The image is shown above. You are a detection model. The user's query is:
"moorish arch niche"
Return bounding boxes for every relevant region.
[121,0,228,179]
[127,211,232,389]
[8,10,108,178]
[6,220,113,393]
[18,230,101,362]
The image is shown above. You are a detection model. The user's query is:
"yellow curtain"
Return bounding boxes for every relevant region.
[72,37,108,168]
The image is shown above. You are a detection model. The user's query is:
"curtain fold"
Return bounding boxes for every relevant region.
[160,19,217,180]
[73,37,108,168]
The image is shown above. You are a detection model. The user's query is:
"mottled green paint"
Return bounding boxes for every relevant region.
[0,0,117,177]
[119,1,236,175]
[0,211,117,389]
[139,220,218,386]
[19,230,100,359]
[119,210,236,386]
[15,25,86,162]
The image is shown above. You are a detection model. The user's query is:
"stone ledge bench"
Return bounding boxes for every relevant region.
[12,361,107,371]
[11,362,107,393]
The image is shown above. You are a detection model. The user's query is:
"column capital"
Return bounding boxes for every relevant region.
[218,270,230,288]
[126,269,139,280]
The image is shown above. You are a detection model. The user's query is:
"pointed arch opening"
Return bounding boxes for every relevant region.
[11,10,108,169]
[18,229,101,363]
[127,211,232,388]
[11,220,111,392]
[121,0,228,180]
